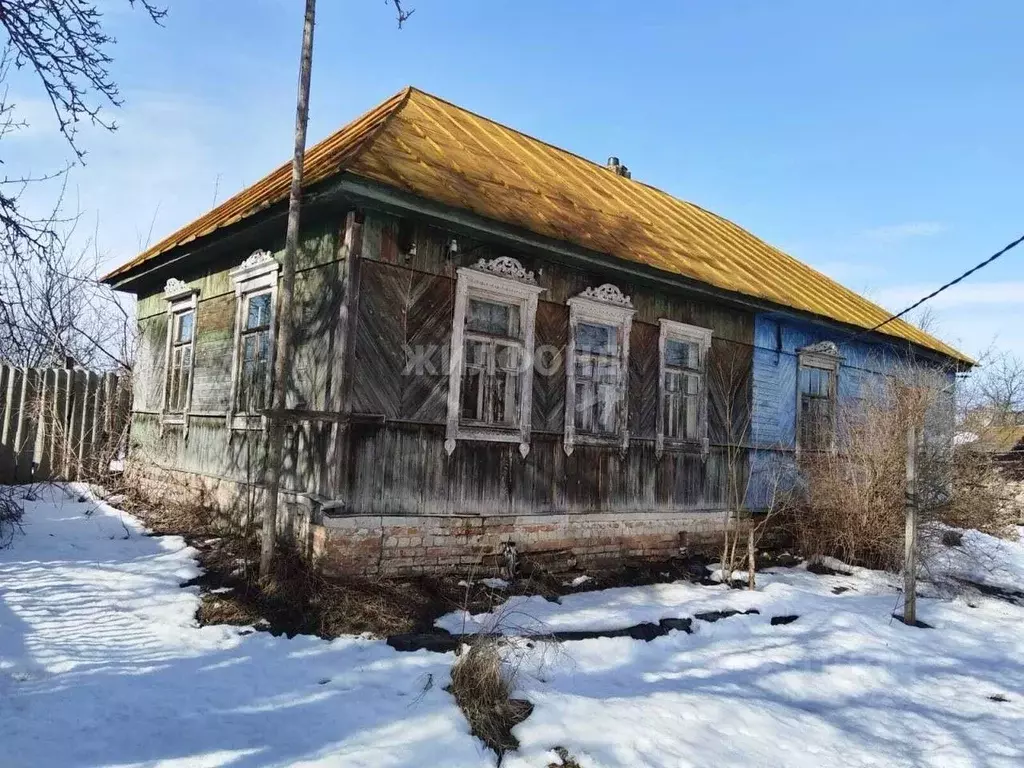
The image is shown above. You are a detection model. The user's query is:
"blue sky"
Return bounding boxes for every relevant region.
[10,1,1024,358]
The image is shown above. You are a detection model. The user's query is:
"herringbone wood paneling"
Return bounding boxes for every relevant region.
[350,261,409,417]
[402,271,452,423]
[629,321,659,439]
[532,300,567,434]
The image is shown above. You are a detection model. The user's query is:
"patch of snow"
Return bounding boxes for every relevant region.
[480,577,509,590]
[566,575,592,588]
[0,485,487,767]
[4,485,1024,767]
[954,431,979,446]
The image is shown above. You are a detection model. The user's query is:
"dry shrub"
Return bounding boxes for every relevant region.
[941,448,1019,536]
[789,365,946,570]
[0,487,26,548]
[447,636,533,760]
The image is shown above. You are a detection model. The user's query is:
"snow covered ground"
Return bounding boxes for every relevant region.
[1,485,1023,767]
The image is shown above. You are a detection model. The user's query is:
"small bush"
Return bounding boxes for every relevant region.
[447,636,533,760]
[787,363,1019,571]
[0,488,25,548]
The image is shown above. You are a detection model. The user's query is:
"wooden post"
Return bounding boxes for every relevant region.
[261,0,317,580]
[903,423,918,625]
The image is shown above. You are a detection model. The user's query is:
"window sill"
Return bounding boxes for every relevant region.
[573,433,624,448]
[445,425,529,456]
[659,439,707,454]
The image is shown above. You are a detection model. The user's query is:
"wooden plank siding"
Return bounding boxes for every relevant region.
[339,214,754,516]
[126,208,754,518]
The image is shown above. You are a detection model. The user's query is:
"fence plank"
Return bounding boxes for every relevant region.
[0,367,24,483]
[14,368,42,482]
[0,364,130,483]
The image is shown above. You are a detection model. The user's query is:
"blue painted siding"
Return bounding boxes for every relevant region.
[746,312,930,509]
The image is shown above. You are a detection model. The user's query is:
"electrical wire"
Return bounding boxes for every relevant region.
[862,232,1024,337]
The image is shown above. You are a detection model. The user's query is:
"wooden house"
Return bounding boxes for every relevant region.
[102,88,970,575]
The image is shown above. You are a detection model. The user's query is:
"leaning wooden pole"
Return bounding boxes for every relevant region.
[903,422,918,625]
[261,0,317,580]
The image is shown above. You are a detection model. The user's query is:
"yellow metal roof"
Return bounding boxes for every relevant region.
[105,86,970,363]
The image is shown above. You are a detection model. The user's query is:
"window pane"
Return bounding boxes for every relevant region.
[176,311,194,343]
[665,339,699,369]
[575,355,595,381]
[576,323,616,355]
[495,343,520,373]
[465,339,489,368]
[461,368,483,420]
[685,394,698,439]
[246,293,271,330]
[798,363,835,450]
[258,329,271,363]
[467,299,519,337]
[597,383,618,433]
[243,334,258,363]
[491,370,520,425]
[575,381,595,432]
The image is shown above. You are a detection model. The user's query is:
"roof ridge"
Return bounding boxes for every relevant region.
[405,88,935,346]
[404,86,659,184]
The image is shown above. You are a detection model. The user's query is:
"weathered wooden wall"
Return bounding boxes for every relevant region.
[342,213,754,516]
[127,207,754,519]
[0,364,130,483]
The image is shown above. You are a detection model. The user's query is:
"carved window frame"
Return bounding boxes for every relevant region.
[226,251,280,431]
[445,257,544,457]
[160,278,199,434]
[657,319,712,456]
[564,284,635,455]
[796,341,842,455]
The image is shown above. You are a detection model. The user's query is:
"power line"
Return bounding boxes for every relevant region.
[865,232,1024,336]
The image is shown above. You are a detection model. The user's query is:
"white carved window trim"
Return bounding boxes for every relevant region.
[564,284,635,456]
[656,319,712,456]
[160,278,199,434]
[445,257,544,457]
[227,251,280,431]
[796,341,841,455]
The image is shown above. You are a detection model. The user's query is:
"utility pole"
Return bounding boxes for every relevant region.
[261,0,317,580]
[903,423,918,625]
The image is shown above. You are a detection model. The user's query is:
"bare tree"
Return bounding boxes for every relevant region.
[972,352,1024,426]
[0,1,164,371]
[261,0,317,580]
[260,0,415,578]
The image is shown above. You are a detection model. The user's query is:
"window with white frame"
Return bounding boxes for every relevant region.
[161,278,198,424]
[657,319,712,453]
[797,342,841,452]
[227,250,280,428]
[445,257,543,457]
[237,291,273,413]
[564,284,634,455]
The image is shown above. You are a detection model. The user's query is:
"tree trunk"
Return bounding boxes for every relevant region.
[260,0,317,580]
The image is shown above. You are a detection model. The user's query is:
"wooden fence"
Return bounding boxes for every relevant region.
[0,364,132,484]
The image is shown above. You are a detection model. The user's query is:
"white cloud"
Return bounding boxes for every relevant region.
[870,281,1024,313]
[861,221,947,242]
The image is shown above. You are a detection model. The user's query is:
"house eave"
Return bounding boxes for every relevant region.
[107,171,971,371]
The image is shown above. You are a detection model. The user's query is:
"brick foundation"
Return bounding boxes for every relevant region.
[313,511,724,577]
[127,460,729,578]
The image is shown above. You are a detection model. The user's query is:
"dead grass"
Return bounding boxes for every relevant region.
[447,636,533,761]
[547,747,583,768]
[789,366,1018,570]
